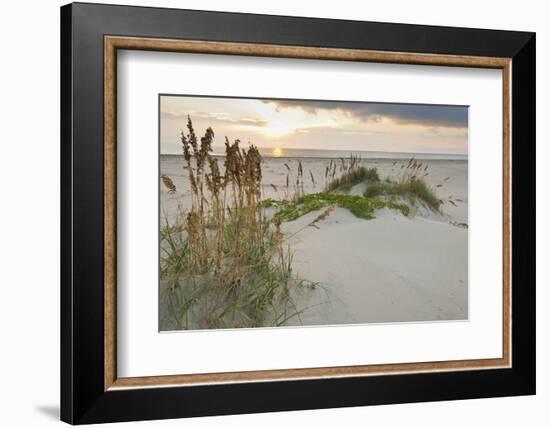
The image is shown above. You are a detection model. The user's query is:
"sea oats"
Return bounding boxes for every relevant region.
[161,174,177,194]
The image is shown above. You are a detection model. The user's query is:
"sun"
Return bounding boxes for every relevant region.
[272,147,282,157]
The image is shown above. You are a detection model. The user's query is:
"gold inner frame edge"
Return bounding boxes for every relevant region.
[104,36,512,391]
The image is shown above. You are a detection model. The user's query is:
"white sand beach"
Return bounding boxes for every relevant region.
[160,155,468,326]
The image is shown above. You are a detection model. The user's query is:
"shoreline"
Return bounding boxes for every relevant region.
[160,150,468,161]
[162,153,468,161]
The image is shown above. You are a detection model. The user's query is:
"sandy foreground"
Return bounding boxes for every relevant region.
[161,155,468,325]
[282,207,467,325]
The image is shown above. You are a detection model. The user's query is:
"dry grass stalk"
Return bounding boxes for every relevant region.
[161,174,177,194]
[308,205,335,229]
[160,117,311,330]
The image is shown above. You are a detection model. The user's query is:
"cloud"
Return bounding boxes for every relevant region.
[262,99,468,129]
[161,110,268,127]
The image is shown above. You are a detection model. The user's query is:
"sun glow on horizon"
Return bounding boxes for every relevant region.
[271,147,282,157]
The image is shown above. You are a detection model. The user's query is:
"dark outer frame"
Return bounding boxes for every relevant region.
[61,2,535,424]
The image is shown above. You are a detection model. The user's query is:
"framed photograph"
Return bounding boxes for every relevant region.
[61,2,536,424]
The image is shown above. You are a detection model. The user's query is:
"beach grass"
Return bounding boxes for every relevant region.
[320,156,443,212]
[319,156,443,212]
[363,177,441,211]
[325,164,380,192]
[160,117,314,330]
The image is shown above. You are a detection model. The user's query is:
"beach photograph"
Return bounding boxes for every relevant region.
[159,95,468,331]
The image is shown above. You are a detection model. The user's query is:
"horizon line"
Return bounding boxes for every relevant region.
[161,146,468,157]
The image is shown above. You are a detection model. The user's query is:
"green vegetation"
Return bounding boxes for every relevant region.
[361,158,442,211]
[325,165,380,192]
[262,192,410,223]
[260,157,449,227]
[161,212,311,330]
[363,178,441,211]
[321,156,441,212]
[450,221,468,229]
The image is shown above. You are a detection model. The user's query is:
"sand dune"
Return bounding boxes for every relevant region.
[160,155,468,326]
[283,207,467,326]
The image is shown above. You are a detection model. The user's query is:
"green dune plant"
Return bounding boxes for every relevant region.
[262,192,410,223]
[324,155,380,192]
[363,159,442,211]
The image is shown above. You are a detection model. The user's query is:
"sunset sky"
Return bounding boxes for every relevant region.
[160,95,468,155]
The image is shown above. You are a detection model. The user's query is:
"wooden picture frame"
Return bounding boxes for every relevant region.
[61,2,535,424]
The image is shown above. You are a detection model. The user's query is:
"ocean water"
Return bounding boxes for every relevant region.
[190,146,467,160]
